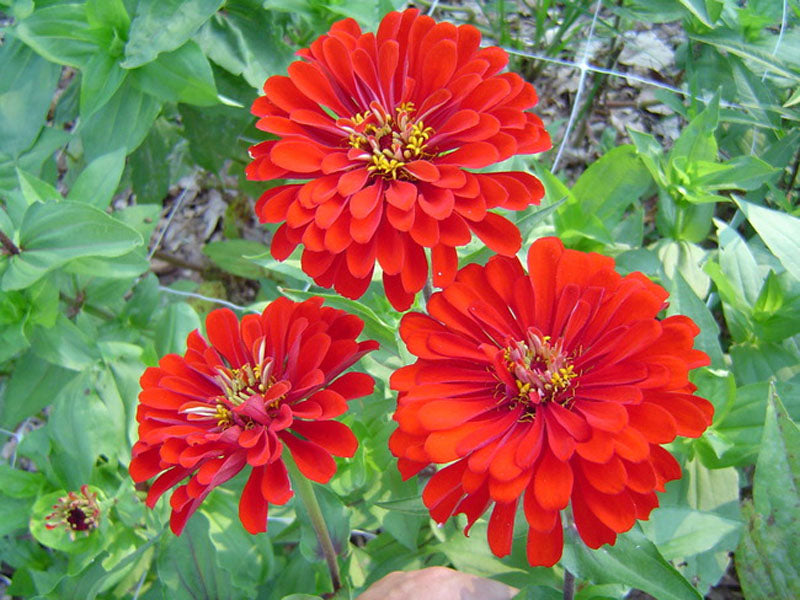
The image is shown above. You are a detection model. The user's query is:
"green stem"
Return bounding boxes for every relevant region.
[285,456,342,593]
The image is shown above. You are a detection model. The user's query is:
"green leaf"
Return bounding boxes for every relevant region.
[2,201,143,290]
[730,341,800,385]
[642,507,740,561]
[570,145,653,229]
[668,93,719,166]
[0,465,45,498]
[79,52,128,119]
[154,302,201,356]
[30,313,99,371]
[195,3,294,89]
[157,511,240,600]
[655,239,710,299]
[690,30,800,83]
[734,197,800,282]
[201,489,273,596]
[15,3,101,67]
[17,168,61,204]
[562,527,702,600]
[736,389,800,599]
[0,38,61,157]
[693,156,778,191]
[123,0,225,68]
[79,77,161,160]
[131,40,218,106]
[178,102,252,172]
[0,352,74,428]
[717,221,763,306]
[66,148,127,208]
[203,239,268,279]
[676,0,722,27]
[129,120,171,204]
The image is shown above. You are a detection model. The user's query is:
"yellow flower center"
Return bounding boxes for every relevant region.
[500,332,579,421]
[342,102,435,180]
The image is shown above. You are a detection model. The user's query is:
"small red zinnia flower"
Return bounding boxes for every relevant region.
[389,237,713,566]
[247,8,551,311]
[130,298,377,535]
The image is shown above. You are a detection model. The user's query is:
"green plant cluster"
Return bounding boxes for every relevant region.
[0,1,799,599]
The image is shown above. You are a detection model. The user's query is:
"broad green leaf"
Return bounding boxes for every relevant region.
[690,30,800,83]
[30,313,99,371]
[201,489,274,596]
[85,0,130,33]
[642,507,740,561]
[79,78,161,160]
[196,3,294,89]
[714,381,800,465]
[47,371,120,487]
[717,221,763,305]
[668,93,719,166]
[676,0,721,27]
[2,201,143,290]
[203,239,269,279]
[751,271,800,342]
[66,148,127,208]
[434,521,529,580]
[154,302,201,356]
[131,40,218,106]
[129,120,171,204]
[730,341,800,384]
[79,52,128,119]
[157,512,240,600]
[693,156,778,191]
[735,197,800,282]
[736,390,800,599]
[16,168,61,204]
[655,239,710,299]
[0,352,74,428]
[571,145,652,227]
[0,465,45,498]
[178,102,252,172]
[15,3,101,67]
[562,527,701,600]
[0,128,70,194]
[730,56,782,129]
[123,0,225,68]
[0,39,61,157]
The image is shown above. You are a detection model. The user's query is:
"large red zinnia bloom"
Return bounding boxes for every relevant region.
[247,8,551,311]
[129,298,377,535]
[389,237,713,566]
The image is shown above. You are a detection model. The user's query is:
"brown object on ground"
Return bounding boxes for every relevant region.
[356,567,519,600]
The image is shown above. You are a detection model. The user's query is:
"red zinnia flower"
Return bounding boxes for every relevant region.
[247,8,551,311]
[389,237,713,566]
[129,298,377,535]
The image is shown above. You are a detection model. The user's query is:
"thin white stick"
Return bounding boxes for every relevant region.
[147,188,190,261]
[551,0,603,172]
[158,286,258,313]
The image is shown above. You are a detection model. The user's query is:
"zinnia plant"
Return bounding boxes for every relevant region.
[389,237,714,567]
[129,297,377,535]
[247,8,551,310]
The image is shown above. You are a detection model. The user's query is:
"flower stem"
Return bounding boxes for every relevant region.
[285,457,342,592]
[563,568,575,600]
